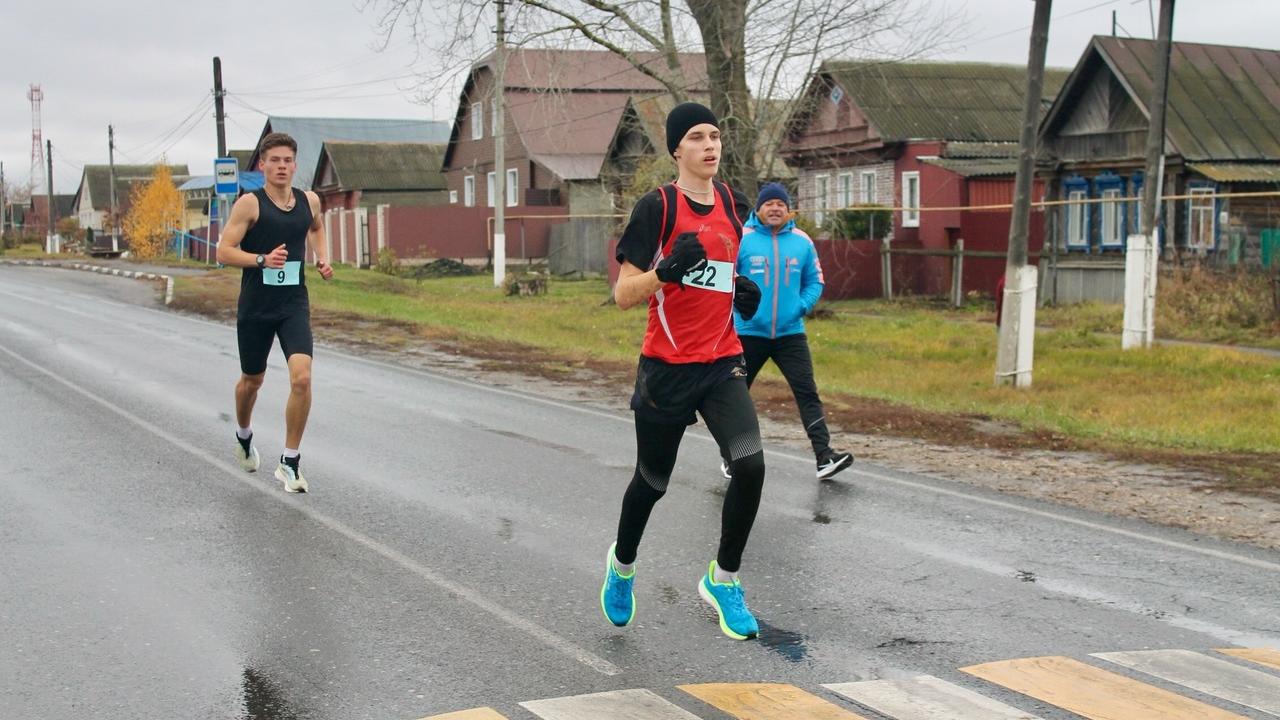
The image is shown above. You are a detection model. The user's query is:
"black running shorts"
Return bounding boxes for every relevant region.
[629,354,747,425]
[236,310,314,375]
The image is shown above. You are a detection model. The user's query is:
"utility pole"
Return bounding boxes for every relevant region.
[995,0,1052,388]
[1124,0,1175,349]
[1,161,7,239]
[214,57,227,157]
[109,124,119,253]
[492,0,507,286]
[46,139,55,253]
[213,57,229,252]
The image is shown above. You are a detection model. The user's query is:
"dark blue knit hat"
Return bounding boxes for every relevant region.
[756,182,791,211]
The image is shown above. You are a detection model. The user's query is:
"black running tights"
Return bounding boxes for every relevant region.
[614,377,765,573]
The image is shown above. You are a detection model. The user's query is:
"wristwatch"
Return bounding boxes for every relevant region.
[255,254,266,268]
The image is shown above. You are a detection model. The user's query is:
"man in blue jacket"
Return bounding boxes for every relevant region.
[726,182,854,481]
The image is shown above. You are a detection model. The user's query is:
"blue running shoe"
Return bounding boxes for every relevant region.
[697,560,758,640]
[600,542,636,627]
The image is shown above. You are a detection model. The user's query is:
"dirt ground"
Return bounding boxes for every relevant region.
[169,282,1280,552]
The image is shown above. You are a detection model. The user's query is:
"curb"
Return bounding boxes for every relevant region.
[0,259,175,305]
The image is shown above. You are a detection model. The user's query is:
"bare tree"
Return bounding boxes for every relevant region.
[361,0,957,192]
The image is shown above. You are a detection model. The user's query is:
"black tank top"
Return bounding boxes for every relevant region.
[238,188,313,320]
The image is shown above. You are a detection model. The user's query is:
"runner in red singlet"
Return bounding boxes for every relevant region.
[598,102,766,641]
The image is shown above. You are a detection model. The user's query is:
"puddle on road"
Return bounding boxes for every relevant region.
[241,666,300,720]
[756,620,810,663]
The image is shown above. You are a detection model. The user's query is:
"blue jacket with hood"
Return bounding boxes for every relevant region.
[734,211,825,338]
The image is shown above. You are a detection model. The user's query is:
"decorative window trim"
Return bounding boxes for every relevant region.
[861,170,877,204]
[1064,176,1089,250]
[1187,183,1218,251]
[1096,173,1125,249]
[814,174,830,227]
[486,171,496,208]
[463,175,475,207]
[901,171,920,228]
[505,168,518,207]
[838,172,854,210]
[471,103,483,140]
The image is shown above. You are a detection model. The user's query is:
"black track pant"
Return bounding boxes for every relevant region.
[614,377,765,573]
[740,333,831,457]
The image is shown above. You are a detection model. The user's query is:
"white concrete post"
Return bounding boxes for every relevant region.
[1122,232,1159,349]
[994,265,1038,388]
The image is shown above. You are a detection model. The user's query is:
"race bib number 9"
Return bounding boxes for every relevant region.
[682,259,734,293]
[263,260,301,286]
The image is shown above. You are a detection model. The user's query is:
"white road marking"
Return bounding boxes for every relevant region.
[1094,649,1280,716]
[824,675,1044,719]
[0,340,622,677]
[522,689,702,720]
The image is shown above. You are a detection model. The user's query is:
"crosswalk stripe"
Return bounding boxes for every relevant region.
[1219,648,1280,672]
[521,689,702,720]
[960,655,1251,720]
[678,682,872,719]
[1094,649,1280,716]
[418,709,508,720]
[824,675,1044,719]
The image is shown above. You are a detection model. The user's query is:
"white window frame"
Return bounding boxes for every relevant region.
[1100,188,1122,247]
[463,175,475,207]
[901,171,920,228]
[449,190,458,204]
[1187,186,1216,250]
[1066,189,1087,248]
[486,171,496,208]
[861,170,876,204]
[814,174,830,226]
[1134,194,1144,234]
[505,168,518,207]
[471,102,483,140]
[838,172,854,210]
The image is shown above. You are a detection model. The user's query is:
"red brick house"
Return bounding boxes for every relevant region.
[780,61,1067,298]
[442,48,708,217]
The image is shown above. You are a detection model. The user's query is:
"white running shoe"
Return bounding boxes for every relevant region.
[275,456,308,493]
[719,460,733,479]
[236,434,260,473]
[816,450,854,480]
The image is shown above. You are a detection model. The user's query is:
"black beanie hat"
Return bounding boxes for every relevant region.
[665,102,719,156]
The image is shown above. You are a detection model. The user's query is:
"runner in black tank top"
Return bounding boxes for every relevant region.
[215,132,333,493]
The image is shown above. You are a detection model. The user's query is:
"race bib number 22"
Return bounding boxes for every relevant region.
[262,260,301,286]
[681,259,734,293]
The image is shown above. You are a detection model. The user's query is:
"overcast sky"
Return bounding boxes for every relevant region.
[2,0,1273,193]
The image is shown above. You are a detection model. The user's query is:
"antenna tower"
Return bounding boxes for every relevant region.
[28,84,45,192]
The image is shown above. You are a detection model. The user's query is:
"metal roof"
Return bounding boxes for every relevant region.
[73,164,190,212]
[1187,162,1280,183]
[249,117,450,190]
[819,61,1070,143]
[921,157,1021,177]
[315,141,447,191]
[1047,36,1280,162]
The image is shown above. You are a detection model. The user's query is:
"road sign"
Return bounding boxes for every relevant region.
[214,157,239,195]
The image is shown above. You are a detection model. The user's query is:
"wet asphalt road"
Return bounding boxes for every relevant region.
[1,265,1277,719]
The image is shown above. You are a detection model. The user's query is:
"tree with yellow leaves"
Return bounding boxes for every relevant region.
[122,164,182,260]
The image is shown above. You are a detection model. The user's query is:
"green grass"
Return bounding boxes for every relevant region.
[189,266,1280,454]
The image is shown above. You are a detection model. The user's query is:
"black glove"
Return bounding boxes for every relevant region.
[733,275,762,320]
[654,232,707,283]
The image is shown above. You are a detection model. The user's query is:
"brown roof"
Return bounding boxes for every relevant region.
[446,49,709,179]
[1044,36,1280,162]
[479,48,708,93]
